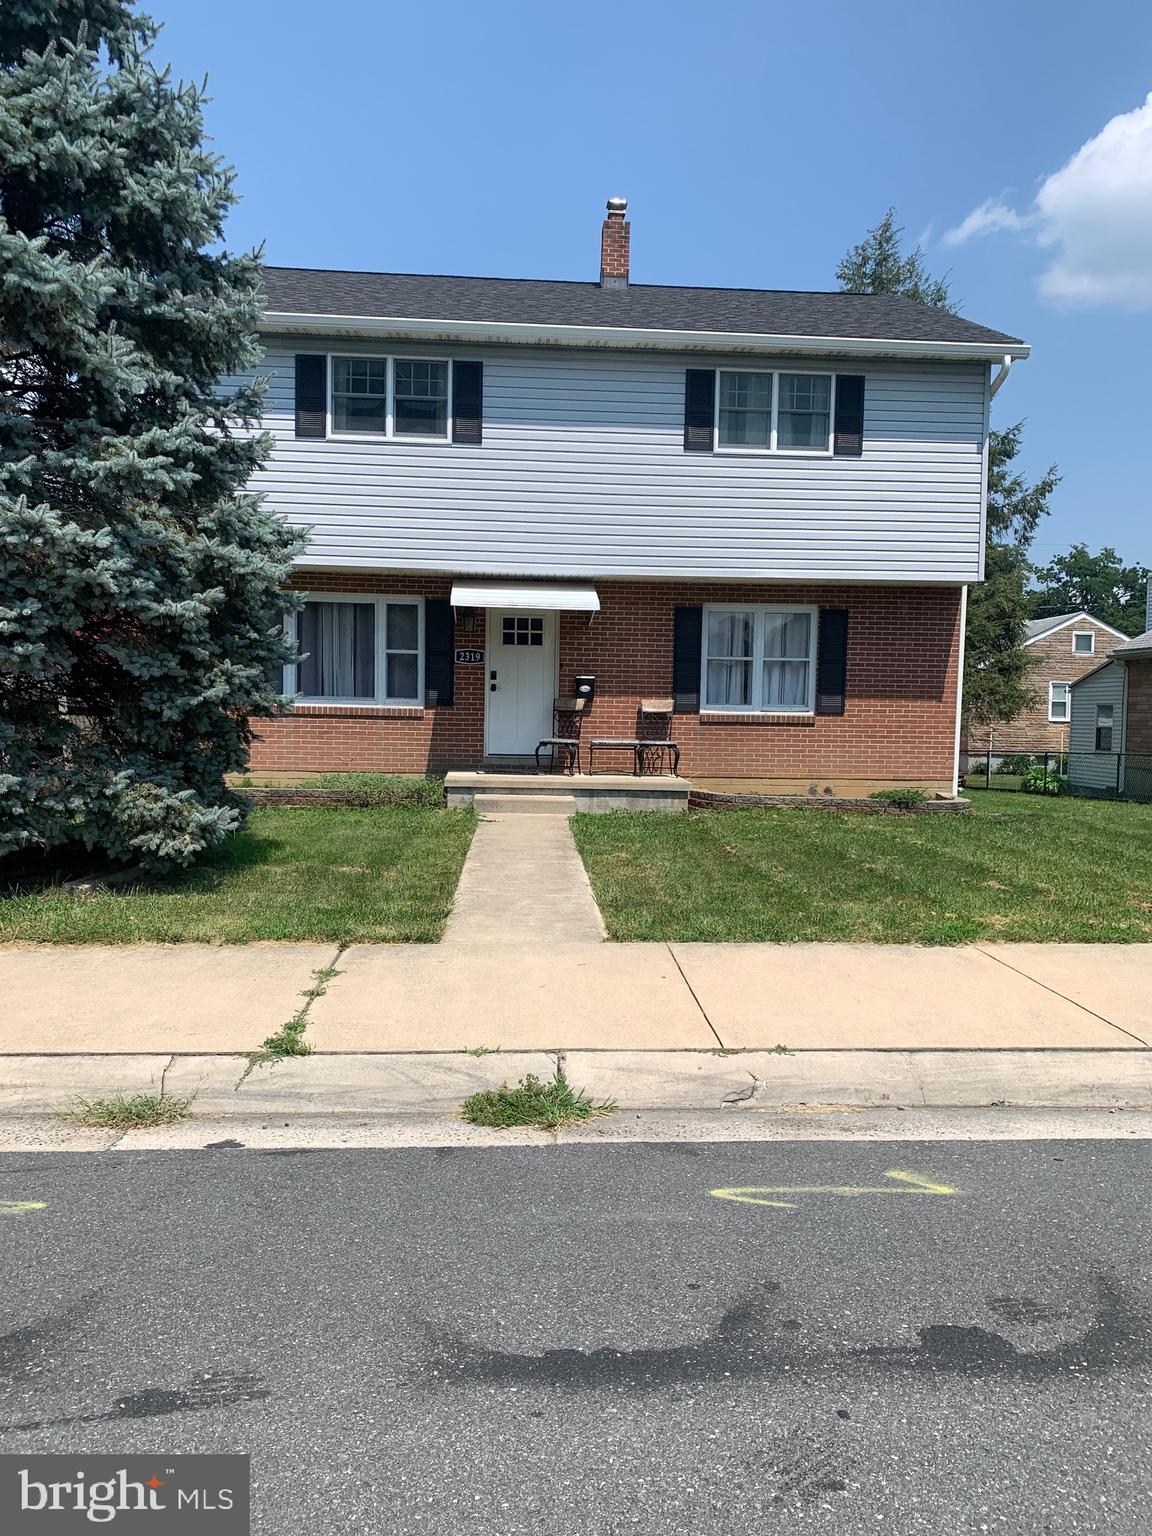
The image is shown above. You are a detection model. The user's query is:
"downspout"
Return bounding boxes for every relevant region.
[989,355,1013,398]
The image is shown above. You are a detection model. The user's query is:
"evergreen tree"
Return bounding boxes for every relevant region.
[0,1,303,870]
[1029,544,1151,637]
[835,209,956,312]
[835,212,1058,726]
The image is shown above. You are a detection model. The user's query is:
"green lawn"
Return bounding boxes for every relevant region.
[0,807,475,944]
[570,791,1152,944]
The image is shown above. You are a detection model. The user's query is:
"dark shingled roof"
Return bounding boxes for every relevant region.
[261,267,1023,346]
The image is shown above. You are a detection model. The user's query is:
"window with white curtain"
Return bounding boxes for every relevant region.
[715,370,834,453]
[288,596,422,704]
[703,605,816,713]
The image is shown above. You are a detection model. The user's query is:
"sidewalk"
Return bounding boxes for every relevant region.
[2,941,1149,1054]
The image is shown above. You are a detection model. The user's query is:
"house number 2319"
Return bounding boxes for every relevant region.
[454,648,484,664]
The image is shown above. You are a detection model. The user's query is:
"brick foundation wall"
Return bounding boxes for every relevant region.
[248,574,962,789]
[1125,660,1152,754]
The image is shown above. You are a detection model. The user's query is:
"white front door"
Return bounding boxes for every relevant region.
[485,610,557,756]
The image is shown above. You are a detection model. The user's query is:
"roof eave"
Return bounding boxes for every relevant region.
[259,310,1030,362]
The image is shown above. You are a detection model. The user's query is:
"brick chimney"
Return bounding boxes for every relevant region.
[600,197,630,287]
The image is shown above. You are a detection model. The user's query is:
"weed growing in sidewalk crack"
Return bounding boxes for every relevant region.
[245,953,345,1069]
[68,1092,195,1130]
[461,1073,616,1132]
[465,1045,501,1057]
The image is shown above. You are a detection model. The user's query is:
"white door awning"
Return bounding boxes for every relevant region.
[450,581,600,613]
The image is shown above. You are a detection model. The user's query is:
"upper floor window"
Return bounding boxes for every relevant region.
[1072,630,1095,655]
[716,370,834,454]
[286,595,423,705]
[703,604,816,713]
[1048,681,1070,722]
[330,356,450,441]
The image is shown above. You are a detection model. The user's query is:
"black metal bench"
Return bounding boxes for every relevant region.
[535,697,586,774]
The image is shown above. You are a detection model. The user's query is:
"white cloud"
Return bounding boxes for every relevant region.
[942,93,1152,309]
[942,198,1028,246]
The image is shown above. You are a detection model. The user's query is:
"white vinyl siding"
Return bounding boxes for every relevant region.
[231,339,990,582]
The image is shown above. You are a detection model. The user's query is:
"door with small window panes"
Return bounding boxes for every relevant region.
[485,611,557,756]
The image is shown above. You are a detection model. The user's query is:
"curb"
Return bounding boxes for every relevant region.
[1,1049,1149,1115]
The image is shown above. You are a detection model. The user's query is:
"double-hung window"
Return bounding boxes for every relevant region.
[1048,681,1070,722]
[1095,704,1114,752]
[330,356,450,440]
[716,370,834,453]
[703,605,816,713]
[287,596,423,706]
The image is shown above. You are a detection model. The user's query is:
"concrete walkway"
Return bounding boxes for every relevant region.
[1,941,1149,1055]
[442,812,605,946]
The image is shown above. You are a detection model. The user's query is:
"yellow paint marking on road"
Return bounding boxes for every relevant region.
[0,1201,47,1216]
[710,1169,961,1210]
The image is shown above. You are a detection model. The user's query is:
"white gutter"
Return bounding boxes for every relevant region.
[989,354,1014,397]
[261,310,1031,364]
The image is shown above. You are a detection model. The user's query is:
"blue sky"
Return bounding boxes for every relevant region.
[153,0,1152,567]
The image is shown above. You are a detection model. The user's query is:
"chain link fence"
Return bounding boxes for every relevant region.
[961,743,1152,802]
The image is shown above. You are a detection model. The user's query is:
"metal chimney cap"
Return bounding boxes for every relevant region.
[606,196,628,214]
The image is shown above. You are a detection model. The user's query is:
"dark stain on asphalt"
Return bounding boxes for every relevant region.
[428,1277,1148,1392]
[205,1140,245,1150]
[986,1294,1069,1324]
[0,1372,270,1435]
[0,1292,102,1386]
[861,1279,1148,1377]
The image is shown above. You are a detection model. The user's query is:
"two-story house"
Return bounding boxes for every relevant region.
[240,199,1029,796]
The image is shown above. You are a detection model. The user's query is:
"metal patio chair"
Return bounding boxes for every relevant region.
[634,697,681,777]
[535,697,586,774]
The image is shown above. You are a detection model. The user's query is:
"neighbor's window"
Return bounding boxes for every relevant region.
[331,358,388,435]
[1095,704,1114,752]
[703,605,815,712]
[330,356,450,439]
[1048,681,1070,722]
[1072,630,1095,655]
[715,370,833,453]
[290,596,422,704]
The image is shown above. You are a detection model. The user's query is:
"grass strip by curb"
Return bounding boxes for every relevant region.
[461,1072,616,1132]
[67,1092,195,1130]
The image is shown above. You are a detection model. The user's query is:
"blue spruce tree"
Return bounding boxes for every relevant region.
[0,1,304,869]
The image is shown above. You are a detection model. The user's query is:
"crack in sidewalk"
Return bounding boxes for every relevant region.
[974,946,1151,1049]
[666,945,726,1049]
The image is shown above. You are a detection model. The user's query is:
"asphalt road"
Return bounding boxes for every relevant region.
[0,1138,1149,1533]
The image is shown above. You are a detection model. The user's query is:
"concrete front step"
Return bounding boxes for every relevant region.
[472,792,578,816]
[446,771,689,814]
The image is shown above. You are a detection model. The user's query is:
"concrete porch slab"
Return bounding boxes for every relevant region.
[0,943,338,1053]
[306,943,716,1051]
[445,771,688,814]
[669,943,1134,1050]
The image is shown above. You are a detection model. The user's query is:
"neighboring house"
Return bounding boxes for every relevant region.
[968,612,1130,760]
[237,199,1029,794]
[1068,583,1152,799]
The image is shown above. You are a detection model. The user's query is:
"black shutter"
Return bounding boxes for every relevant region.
[816,608,849,715]
[425,598,454,706]
[672,606,703,713]
[683,369,715,452]
[833,375,865,456]
[452,360,483,444]
[295,355,327,438]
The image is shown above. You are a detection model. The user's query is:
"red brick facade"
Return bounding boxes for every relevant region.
[248,574,962,792]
